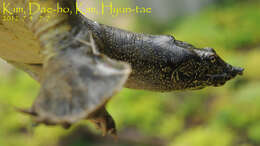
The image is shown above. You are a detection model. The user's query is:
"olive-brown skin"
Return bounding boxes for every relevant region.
[79,16,244,91]
[0,0,244,135]
[0,0,243,92]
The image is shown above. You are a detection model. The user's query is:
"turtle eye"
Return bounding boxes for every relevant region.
[209,55,216,63]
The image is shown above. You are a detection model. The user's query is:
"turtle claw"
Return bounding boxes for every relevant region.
[88,106,117,137]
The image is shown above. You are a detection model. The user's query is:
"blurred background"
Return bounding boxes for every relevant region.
[0,0,260,145]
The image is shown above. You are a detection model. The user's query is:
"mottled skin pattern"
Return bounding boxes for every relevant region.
[0,0,244,136]
[80,17,244,91]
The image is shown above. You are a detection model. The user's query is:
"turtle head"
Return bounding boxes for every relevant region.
[193,47,244,88]
[171,45,244,90]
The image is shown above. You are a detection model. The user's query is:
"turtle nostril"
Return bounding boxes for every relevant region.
[238,67,244,75]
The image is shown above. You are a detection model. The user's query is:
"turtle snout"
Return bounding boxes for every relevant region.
[234,66,244,75]
[226,64,244,78]
[230,66,244,76]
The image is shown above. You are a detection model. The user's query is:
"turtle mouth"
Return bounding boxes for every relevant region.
[208,73,230,87]
[208,65,244,87]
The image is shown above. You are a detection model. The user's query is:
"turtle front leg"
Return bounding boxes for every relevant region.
[19,41,130,136]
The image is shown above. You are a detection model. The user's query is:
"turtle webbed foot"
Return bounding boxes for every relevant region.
[18,45,130,136]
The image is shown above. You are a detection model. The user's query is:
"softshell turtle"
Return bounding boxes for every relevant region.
[0,0,244,136]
